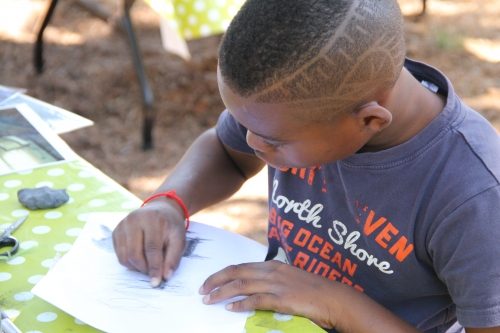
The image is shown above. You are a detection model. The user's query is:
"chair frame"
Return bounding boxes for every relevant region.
[34,0,155,149]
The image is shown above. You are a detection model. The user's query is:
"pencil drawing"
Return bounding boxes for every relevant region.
[183,231,210,259]
[83,226,214,311]
[91,225,211,260]
[92,224,114,253]
[82,271,192,312]
[115,272,192,297]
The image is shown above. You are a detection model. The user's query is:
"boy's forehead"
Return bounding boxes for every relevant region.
[222,89,324,136]
[221,89,331,143]
[218,65,362,125]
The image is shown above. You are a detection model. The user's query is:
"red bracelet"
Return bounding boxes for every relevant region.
[141,190,190,231]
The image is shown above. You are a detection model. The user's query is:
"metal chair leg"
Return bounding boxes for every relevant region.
[33,0,155,149]
[123,0,155,150]
[34,0,59,73]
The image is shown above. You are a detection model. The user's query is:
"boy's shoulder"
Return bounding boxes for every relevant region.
[452,100,500,183]
[406,58,500,180]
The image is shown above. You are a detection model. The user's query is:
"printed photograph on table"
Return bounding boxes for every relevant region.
[0,85,24,105]
[0,104,78,176]
[0,92,94,134]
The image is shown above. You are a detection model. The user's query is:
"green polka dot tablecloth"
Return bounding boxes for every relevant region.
[146,0,244,40]
[0,160,325,333]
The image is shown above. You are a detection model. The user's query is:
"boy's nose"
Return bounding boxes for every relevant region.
[246,130,273,153]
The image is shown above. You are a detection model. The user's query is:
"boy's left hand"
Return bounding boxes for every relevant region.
[199,260,340,329]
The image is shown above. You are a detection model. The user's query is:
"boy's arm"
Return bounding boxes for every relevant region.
[200,260,500,333]
[199,260,422,333]
[112,127,265,286]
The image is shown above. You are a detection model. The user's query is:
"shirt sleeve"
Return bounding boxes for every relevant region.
[216,109,255,155]
[429,185,500,328]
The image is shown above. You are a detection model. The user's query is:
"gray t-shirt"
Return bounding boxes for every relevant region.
[217,58,500,332]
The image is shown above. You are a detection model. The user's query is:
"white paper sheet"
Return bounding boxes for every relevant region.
[159,16,191,61]
[0,93,94,134]
[32,212,268,333]
[0,85,25,104]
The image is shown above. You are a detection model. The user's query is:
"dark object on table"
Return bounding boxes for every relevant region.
[0,216,28,258]
[17,186,69,210]
[1,308,23,333]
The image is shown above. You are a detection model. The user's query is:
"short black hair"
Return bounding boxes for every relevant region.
[219,0,406,117]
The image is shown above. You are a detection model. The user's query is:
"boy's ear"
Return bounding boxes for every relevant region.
[353,102,392,132]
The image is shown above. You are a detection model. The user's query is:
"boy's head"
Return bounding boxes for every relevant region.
[217,0,407,168]
[219,0,406,121]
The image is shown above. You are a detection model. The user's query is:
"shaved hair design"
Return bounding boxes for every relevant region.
[219,0,406,118]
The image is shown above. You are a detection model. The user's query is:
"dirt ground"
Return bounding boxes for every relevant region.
[0,0,499,245]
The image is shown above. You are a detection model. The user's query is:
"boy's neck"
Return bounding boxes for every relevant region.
[364,67,446,151]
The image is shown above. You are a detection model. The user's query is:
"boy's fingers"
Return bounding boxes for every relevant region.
[124,226,148,274]
[143,227,165,287]
[226,294,280,313]
[202,278,272,305]
[200,263,267,294]
[200,264,243,294]
[112,230,136,271]
[112,205,188,288]
[162,231,186,281]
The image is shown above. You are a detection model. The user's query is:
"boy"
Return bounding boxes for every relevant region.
[112,0,500,332]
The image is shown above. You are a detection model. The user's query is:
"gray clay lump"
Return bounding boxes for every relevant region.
[17,186,69,210]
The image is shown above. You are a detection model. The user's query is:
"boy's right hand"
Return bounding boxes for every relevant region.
[112,200,187,287]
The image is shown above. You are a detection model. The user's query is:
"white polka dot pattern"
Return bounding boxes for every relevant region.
[11,209,29,217]
[28,275,44,284]
[41,259,54,268]
[37,312,58,322]
[36,181,53,188]
[47,168,65,176]
[145,0,242,40]
[273,313,294,321]
[44,211,63,219]
[4,180,21,188]
[78,171,93,178]
[74,318,87,325]
[66,228,82,236]
[88,199,106,207]
[20,240,38,249]
[14,292,35,301]
[0,272,12,281]
[77,212,90,222]
[5,309,20,318]
[32,226,51,234]
[67,183,85,191]
[53,243,72,252]
[6,256,25,265]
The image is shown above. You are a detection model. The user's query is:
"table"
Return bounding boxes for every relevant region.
[0,160,325,332]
